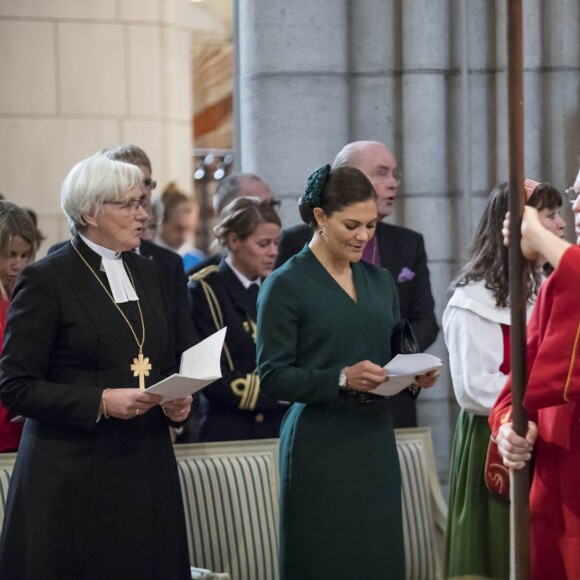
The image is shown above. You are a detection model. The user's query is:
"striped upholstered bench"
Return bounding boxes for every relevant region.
[175,428,446,580]
[396,427,447,579]
[175,439,279,580]
[0,428,446,580]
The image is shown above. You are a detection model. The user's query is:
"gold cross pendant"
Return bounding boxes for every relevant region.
[131,352,152,390]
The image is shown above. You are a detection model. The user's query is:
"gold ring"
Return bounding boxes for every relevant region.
[135,408,140,416]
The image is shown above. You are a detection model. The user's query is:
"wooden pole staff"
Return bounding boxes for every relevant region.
[506,1,530,578]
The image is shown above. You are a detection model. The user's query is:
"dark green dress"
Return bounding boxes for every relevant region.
[257,246,404,580]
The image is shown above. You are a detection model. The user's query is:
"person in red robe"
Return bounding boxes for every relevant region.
[490,188,580,578]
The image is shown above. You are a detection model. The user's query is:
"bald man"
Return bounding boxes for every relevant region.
[212,173,275,215]
[186,173,277,277]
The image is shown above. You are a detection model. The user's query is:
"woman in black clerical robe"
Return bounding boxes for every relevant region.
[188,196,287,441]
[0,154,192,580]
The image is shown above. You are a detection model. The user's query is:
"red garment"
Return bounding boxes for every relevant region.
[490,245,580,579]
[0,294,23,453]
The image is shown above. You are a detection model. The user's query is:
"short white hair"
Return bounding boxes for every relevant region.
[61,154,143,235]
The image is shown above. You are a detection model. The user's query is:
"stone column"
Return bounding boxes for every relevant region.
[0,0,192,254]
[493,0,542,182]
[538,0,580,185]
[347,0,399,146]
[237,0,349,225]
[399,0,455,474]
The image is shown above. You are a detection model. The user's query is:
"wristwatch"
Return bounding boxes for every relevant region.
[338,368,348,389]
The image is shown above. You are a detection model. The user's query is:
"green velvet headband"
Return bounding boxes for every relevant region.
[302,164,331,209]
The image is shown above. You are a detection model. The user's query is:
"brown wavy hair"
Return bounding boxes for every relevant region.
[451,182,559,307]
[0,201,38,297]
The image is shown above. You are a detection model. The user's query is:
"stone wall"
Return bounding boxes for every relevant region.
[0,0,193,253]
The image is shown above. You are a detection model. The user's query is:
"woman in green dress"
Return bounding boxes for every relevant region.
[257,165,438,580]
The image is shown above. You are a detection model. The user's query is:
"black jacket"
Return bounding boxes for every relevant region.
[0,238,190,579]
[49,239,197,366]
[188,260,286,441]
[139,240,198,361]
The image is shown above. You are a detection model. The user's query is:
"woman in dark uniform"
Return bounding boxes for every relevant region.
[188,197,287,441]
[257,165,439,580]
[0,154,192,580]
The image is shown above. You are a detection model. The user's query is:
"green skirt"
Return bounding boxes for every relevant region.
[278,397,404,580]
[444,410,509,580]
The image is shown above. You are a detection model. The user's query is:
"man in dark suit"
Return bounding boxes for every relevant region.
[138,239,197,359]
[275,141,439,427]
[102,145,197,363]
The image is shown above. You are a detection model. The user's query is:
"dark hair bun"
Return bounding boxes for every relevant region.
[298,196,316,226]
[303,165,330,208]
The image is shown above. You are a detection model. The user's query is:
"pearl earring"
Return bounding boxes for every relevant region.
[318,229,324,236]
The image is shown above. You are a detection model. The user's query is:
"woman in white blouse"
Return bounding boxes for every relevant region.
[443,181,565,580]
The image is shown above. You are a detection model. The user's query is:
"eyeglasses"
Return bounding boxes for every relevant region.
[374,169,402,186]
[142,178,157,190]
[565,186,579,203]
[104,197,147,212]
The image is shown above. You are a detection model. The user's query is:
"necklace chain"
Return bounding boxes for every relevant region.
[71,242,145,353]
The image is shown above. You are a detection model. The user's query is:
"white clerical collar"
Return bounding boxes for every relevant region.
[79,234,139,303]
[225,255,260,289]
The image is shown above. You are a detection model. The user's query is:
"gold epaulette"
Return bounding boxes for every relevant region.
[189,264,219,283]
[231,373,261,410]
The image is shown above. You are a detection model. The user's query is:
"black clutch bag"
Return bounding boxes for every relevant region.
[390,319,421,399]
[357,319,421,404]
[391,319,419,356]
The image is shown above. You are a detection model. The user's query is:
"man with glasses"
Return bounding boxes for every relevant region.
[275,140,439,428]
[99,145,161,241]
[102,145,197,365]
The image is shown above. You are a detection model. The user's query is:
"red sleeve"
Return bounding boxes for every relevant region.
[489,379,516,437]
[524,246,580,411]
[489,246,580,436]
